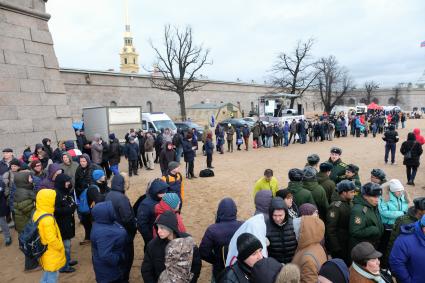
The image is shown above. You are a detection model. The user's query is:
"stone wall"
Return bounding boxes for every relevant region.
[0,0,74,152]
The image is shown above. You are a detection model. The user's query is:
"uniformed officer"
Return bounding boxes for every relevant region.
[328,147,347,182]
[349,182,384,251]
[326,180,356,266]
[305,154,320,173]
[316,162,336,203]
[370,168,387,185]
[336,164,362,191]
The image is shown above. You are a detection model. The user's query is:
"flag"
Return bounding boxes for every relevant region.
[421,41,425,47]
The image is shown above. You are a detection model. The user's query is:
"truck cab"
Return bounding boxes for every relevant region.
[142,112,177,133]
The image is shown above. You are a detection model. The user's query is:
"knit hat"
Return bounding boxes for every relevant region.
[109,133,116,140]
[319,259,349,283]
[298,203,318,216]
[319,162,333,172]
[168,161,180,172]
[302,167,317,181]
[162,193,180,210]
[9,158,20,167]
[251,257,283,283]
[389,179,404,192]
[237,233,263,261]
[92,169,105,182]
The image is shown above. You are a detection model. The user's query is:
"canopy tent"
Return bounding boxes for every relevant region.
[367,102,383,110]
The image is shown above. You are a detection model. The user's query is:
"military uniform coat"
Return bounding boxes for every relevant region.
[286,181,316,208]
[328,158,347,183]
[302,180,329,222]
[316,172,336,204]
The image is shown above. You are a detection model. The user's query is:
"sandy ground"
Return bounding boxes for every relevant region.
[1,119,425,283]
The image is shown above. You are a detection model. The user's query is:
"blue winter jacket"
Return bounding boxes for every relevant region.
[137,179,169,244]
[390,221,425,283]
[199,198,243,279]
[205,139,214,155]
[182,139,195,162]
[125,142,139,161]
[91,201,127,283]
[378,191,409,225]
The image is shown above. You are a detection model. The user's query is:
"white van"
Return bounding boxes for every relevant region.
[142,112,177,133]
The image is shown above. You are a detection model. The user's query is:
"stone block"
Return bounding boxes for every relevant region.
[55,105,72,118]
[26,66,61,81]
[3,8,42,28]
[40,93,67,105]
[0,106,18,120]
[0,92,41,106]
[43,79,65,93]
[0,22,31,40]
[0,119,33,134]
[17,105,56,119]
[0,50,4,63]
[0,133,27,151]
[24,131,55,147]
[23,40,50,55]
[0,63,27,79]
[32,118,58,132]
[0,78,20,91]
[0,36,25,52]
[20,79,44,92]
[4,50,44,67]
[55,128,76,142]
[42,50,59,69]
[5,0,33,10]
[30,28,53,44]
[32,0,47,13]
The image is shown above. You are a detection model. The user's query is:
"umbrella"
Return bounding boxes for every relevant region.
[367,102,383,110]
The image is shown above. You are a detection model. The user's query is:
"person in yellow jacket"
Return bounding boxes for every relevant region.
[161,161,185,208]
[33,189,66,283]
[253,169,279,197]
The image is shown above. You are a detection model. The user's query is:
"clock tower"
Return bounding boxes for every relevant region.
[120,0,139,73]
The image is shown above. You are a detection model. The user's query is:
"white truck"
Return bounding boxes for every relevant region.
[142,112,177,133]
[82,106,142,142]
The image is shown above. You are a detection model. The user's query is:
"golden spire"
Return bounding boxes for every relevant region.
[120,0,139,73]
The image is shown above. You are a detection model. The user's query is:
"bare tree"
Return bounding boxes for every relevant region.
[150,25,211,120]
[314,56,355,113]
[364,81,379,104]
[270,38,318,109]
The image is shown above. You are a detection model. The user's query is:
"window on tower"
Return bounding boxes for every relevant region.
[124,58,128,64]
[133,58,136,64]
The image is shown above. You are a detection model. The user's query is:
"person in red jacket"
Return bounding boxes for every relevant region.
[153,193,186,238]
[413,128,425,145]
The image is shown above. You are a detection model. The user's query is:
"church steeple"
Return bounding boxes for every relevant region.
[120,0,139,73]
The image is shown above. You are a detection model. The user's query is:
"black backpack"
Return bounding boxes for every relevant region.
[19,213,54,259]
[200,168,215,177]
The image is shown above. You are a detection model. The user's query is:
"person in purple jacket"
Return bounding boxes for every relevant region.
[199,198,243,281]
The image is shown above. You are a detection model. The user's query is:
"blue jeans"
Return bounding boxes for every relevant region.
[402,121,405,128]
[175,146,183,163]
[385,143,396,164]
[60,239,71,271]
[40,271,58,283]
[283,133,288,146]
[265,136,272,148]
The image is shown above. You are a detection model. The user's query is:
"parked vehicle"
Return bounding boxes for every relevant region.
[142,112,177,133]
[174,121,204,140]
[219,118,252,129]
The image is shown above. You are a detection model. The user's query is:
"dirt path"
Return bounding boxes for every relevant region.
[1,119,425,282]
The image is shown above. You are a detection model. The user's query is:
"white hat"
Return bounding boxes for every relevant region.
[228,123,232,127]
[389,179,404,192]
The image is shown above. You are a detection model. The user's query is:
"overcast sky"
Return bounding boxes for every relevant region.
[46,0,425,88]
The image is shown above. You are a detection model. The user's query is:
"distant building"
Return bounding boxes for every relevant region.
[119,0,139,73]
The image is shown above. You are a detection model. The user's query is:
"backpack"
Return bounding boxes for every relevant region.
[19,213,53,259]
[77,188,90,214]
[200,168,215,177]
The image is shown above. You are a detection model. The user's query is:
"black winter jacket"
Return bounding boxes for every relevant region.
[108,139,121,165]
[54,174,76,240]
[219,261,251,283]
[383,129,399,144]
[400,133,423,167]
[265,198,298,264]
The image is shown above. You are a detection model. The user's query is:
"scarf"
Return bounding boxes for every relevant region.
[352,262,385,283]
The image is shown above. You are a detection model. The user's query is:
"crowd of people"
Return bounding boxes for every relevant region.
[0,109,423,283]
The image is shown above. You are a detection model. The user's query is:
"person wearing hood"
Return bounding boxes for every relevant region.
[108,133,121,176]
[65,140,82,162]
[326,180,356,266]
[291,216,327,283]
[42,138,53,159]
[89,169,110,205]
[286,168,316,208]
[254,190,272,222]
[137,179,169,246]
[91,134,103,165]
[159,142,177,176]
[400,132,423,185]
[220,233,264,283]
[29,143,44,163]
[33,189,66,283]
[382,124,399,165]
[162,161,185,209]
[39,163,63,190]
[266,197,298,264]
[390,215,425,283]
[54,174,77,273]
[349,242,386,283]
[38,151,52,170]
[349,183,384,250]
[91,201,127,283]
[200,198,243,281]
[60,152,78,187]
[413,127,425,145]
[251,257,283,283]
[105,173,136,282]
[318,259,349,283]
[253,169,279,197]
[52,140,66,164]
[0,178,12,247]
[276,189,299,219]
[141,211,202,283]
[302,167,329,222]
[158,237,196,283]
[316,162,336,204]
[30,160,48,194]
[153,192,186,237]
[183,132,197,179]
